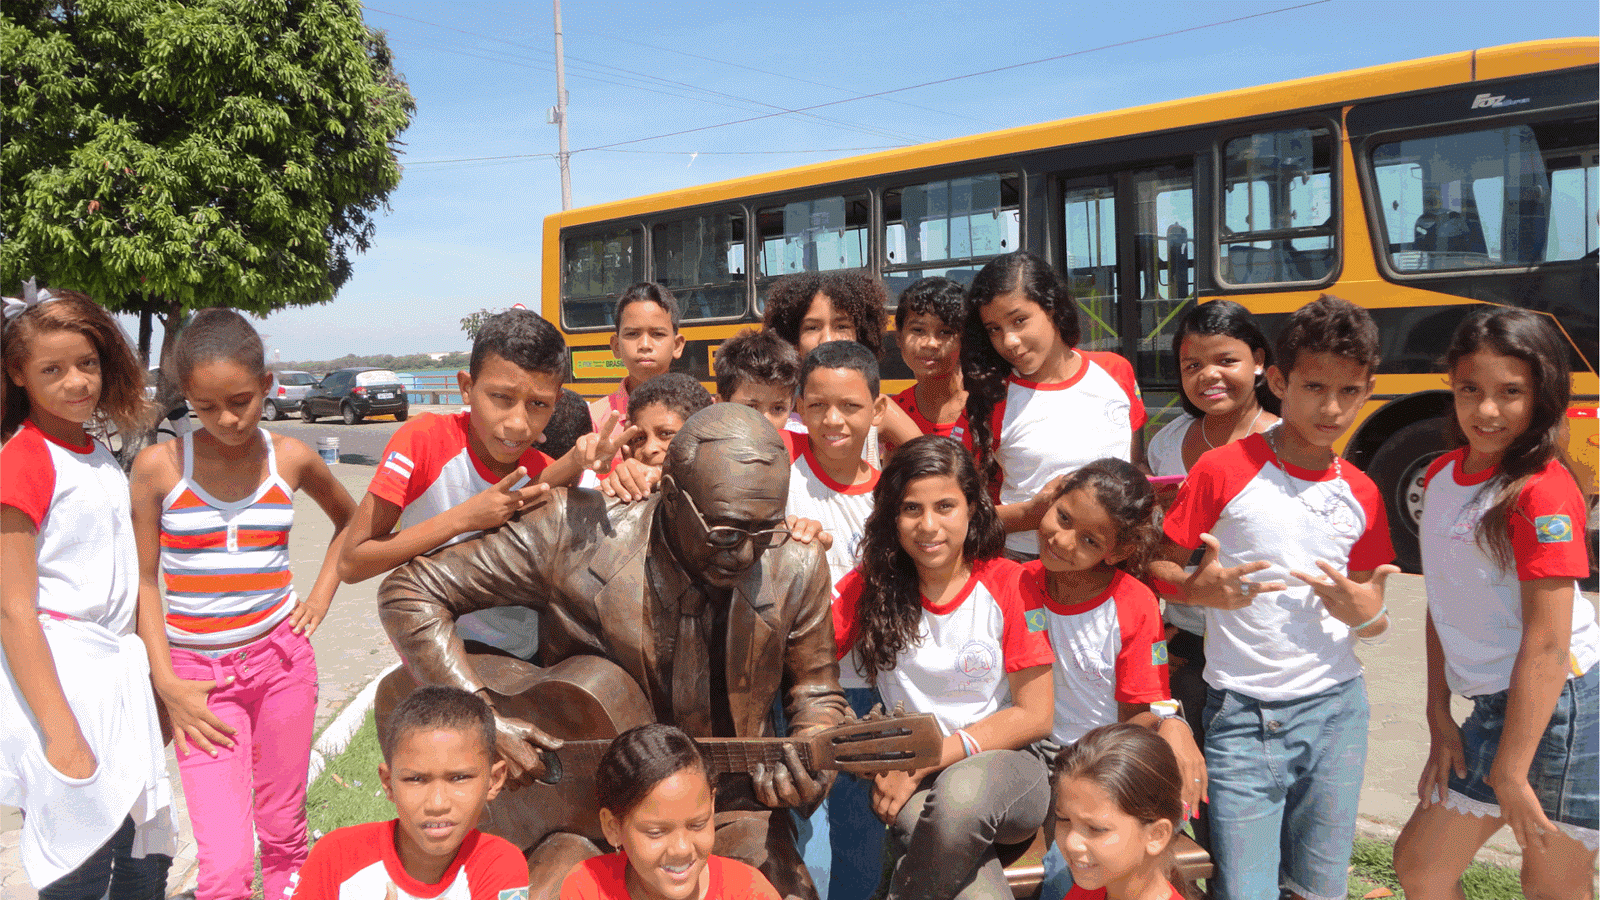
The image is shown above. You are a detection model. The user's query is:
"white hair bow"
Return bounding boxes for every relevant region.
[2,277,57,323]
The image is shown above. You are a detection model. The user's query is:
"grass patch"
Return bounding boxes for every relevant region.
[1345,836,1525,900]
[305,710,392,839]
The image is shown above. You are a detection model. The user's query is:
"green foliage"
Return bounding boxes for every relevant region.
[306,711,394,838]
[459,307,501,341]
[0,0,415,317]
[1345,836,1527,900]
[279,350,470,373]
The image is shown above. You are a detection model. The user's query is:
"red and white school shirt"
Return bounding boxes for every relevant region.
[1421,450,1598,698]
[1,420,138,629]
[560,853,781,900]
[0,421,177,886]
[890,385,972,452]
[287,820,526,900]
[993,351,1147,556]
[788,447,879,690]
[833,557,1055,736]
[368,411,553,659]
[1022,565,1170,744]
[1163,431,1393,701]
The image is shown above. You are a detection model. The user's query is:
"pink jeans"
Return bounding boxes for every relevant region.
[169,617,318,900]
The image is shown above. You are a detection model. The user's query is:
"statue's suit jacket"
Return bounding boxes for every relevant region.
[378,485,848,746]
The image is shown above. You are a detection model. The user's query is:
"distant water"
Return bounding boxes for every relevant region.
[396,369,462,404]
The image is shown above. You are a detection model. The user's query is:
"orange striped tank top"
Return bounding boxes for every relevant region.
[159,430,296,646]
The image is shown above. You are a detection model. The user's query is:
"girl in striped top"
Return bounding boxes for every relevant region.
[130,309,355,900]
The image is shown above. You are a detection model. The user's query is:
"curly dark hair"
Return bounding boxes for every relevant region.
[762,271,887,358]
[1049,458,1162,579]
[962,252,1081,488]
[1442,308,1575,572]
[895,276,967,332]
[851,435,1004,682]
[1273,294,1379,378]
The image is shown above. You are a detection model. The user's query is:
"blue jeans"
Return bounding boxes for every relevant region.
[37,816,171,900]
[1039,841,1073,900]
[788,687,887,900]
[1204,677,1368,900]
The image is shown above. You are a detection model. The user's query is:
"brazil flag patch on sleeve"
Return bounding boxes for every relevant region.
[1535,514,1573,543]
[1152,640,1169,666]
[1026,608,1048,632]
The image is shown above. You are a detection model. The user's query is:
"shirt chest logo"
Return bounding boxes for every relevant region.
[957,640,998,680]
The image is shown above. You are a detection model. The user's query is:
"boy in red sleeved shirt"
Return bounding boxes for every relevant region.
[338,310,625,661]
[1149,295,1398,900]
[288,687,525,900]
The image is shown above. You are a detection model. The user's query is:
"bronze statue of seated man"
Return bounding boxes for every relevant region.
[375,403,847,900]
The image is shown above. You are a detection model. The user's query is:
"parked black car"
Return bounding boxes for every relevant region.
[301,367,409,425]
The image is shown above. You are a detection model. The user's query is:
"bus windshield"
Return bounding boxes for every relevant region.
[1368,117,1598,272]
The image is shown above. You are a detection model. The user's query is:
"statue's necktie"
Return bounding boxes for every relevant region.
[671,586,713,737]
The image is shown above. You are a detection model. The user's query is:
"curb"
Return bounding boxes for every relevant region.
[307,662,400,787]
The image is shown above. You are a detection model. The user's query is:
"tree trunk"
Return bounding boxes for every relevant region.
[115,297,186,469]
[137,309,153,368]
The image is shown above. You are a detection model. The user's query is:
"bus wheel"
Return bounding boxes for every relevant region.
[1366,417,1448,574]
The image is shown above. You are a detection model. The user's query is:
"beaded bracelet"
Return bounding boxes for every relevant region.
[1351,604,1388,633]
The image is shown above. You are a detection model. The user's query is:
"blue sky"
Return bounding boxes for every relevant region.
[249,0,1595,362]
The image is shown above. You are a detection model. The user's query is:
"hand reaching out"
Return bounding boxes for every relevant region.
[457,467,551,533]
[573,410,641,477]
[1290,562,1397,633]
[1183,533,1285,610]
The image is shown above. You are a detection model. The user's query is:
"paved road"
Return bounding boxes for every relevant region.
[2,417,1592,894]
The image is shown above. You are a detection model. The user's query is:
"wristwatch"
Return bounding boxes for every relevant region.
[1150,699,1185,722]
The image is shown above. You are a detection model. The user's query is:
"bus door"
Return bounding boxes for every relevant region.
[1060,163,1198,438]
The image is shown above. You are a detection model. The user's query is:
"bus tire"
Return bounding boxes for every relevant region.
[1366,416,1448,574]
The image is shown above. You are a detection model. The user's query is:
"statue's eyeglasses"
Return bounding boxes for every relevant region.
[679,487,791,550]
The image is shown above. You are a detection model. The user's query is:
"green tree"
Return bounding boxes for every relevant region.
[1,0,414,455]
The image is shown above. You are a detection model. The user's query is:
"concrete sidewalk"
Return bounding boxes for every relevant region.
[2,446,1591,894]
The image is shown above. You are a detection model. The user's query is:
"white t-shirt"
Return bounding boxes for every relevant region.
[1143,414,1208,636]
[788,447,878,690]
[0,421,176,885]
[369,411,554,659]
[832,558,1055,736]
[1421,449,1598,697]
[991,351,1146,556]
[1023,565,1171,744]
[1146,414,1192,479]
[1163,431,1393,701]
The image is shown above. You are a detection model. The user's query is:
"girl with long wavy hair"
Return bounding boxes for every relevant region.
[832,435,1054,900]
[961,252,1145,560]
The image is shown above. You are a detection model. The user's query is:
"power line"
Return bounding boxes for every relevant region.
[362,4,931,145]
[403,146,904,167]
[568,0,1334,154]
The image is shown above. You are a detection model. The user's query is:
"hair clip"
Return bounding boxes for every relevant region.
[2,277,57,323]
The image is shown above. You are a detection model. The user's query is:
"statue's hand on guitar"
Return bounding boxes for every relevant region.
[752,732,836,813]
[494,712,565,788]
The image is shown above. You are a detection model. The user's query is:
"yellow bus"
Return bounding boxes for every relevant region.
[542,37,1598,570]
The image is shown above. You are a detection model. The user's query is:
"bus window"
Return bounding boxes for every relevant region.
[882,173,1020,300]
[756,194,869,278]
[652,212,747,322]
[562,226,642,330]
[1063,182,1119,353]
[1133,167,1195,390]
[1219,127,1336,285]
[1371,120,1598,272]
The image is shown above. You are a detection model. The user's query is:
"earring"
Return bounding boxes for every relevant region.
[1255,367,1263,376]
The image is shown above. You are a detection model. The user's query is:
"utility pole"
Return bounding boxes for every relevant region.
[552,0,572,210]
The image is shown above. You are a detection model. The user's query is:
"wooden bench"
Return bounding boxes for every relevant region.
[1003,830,1213,899]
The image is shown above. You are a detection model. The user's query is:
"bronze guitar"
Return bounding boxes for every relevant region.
[375,653,943,852]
